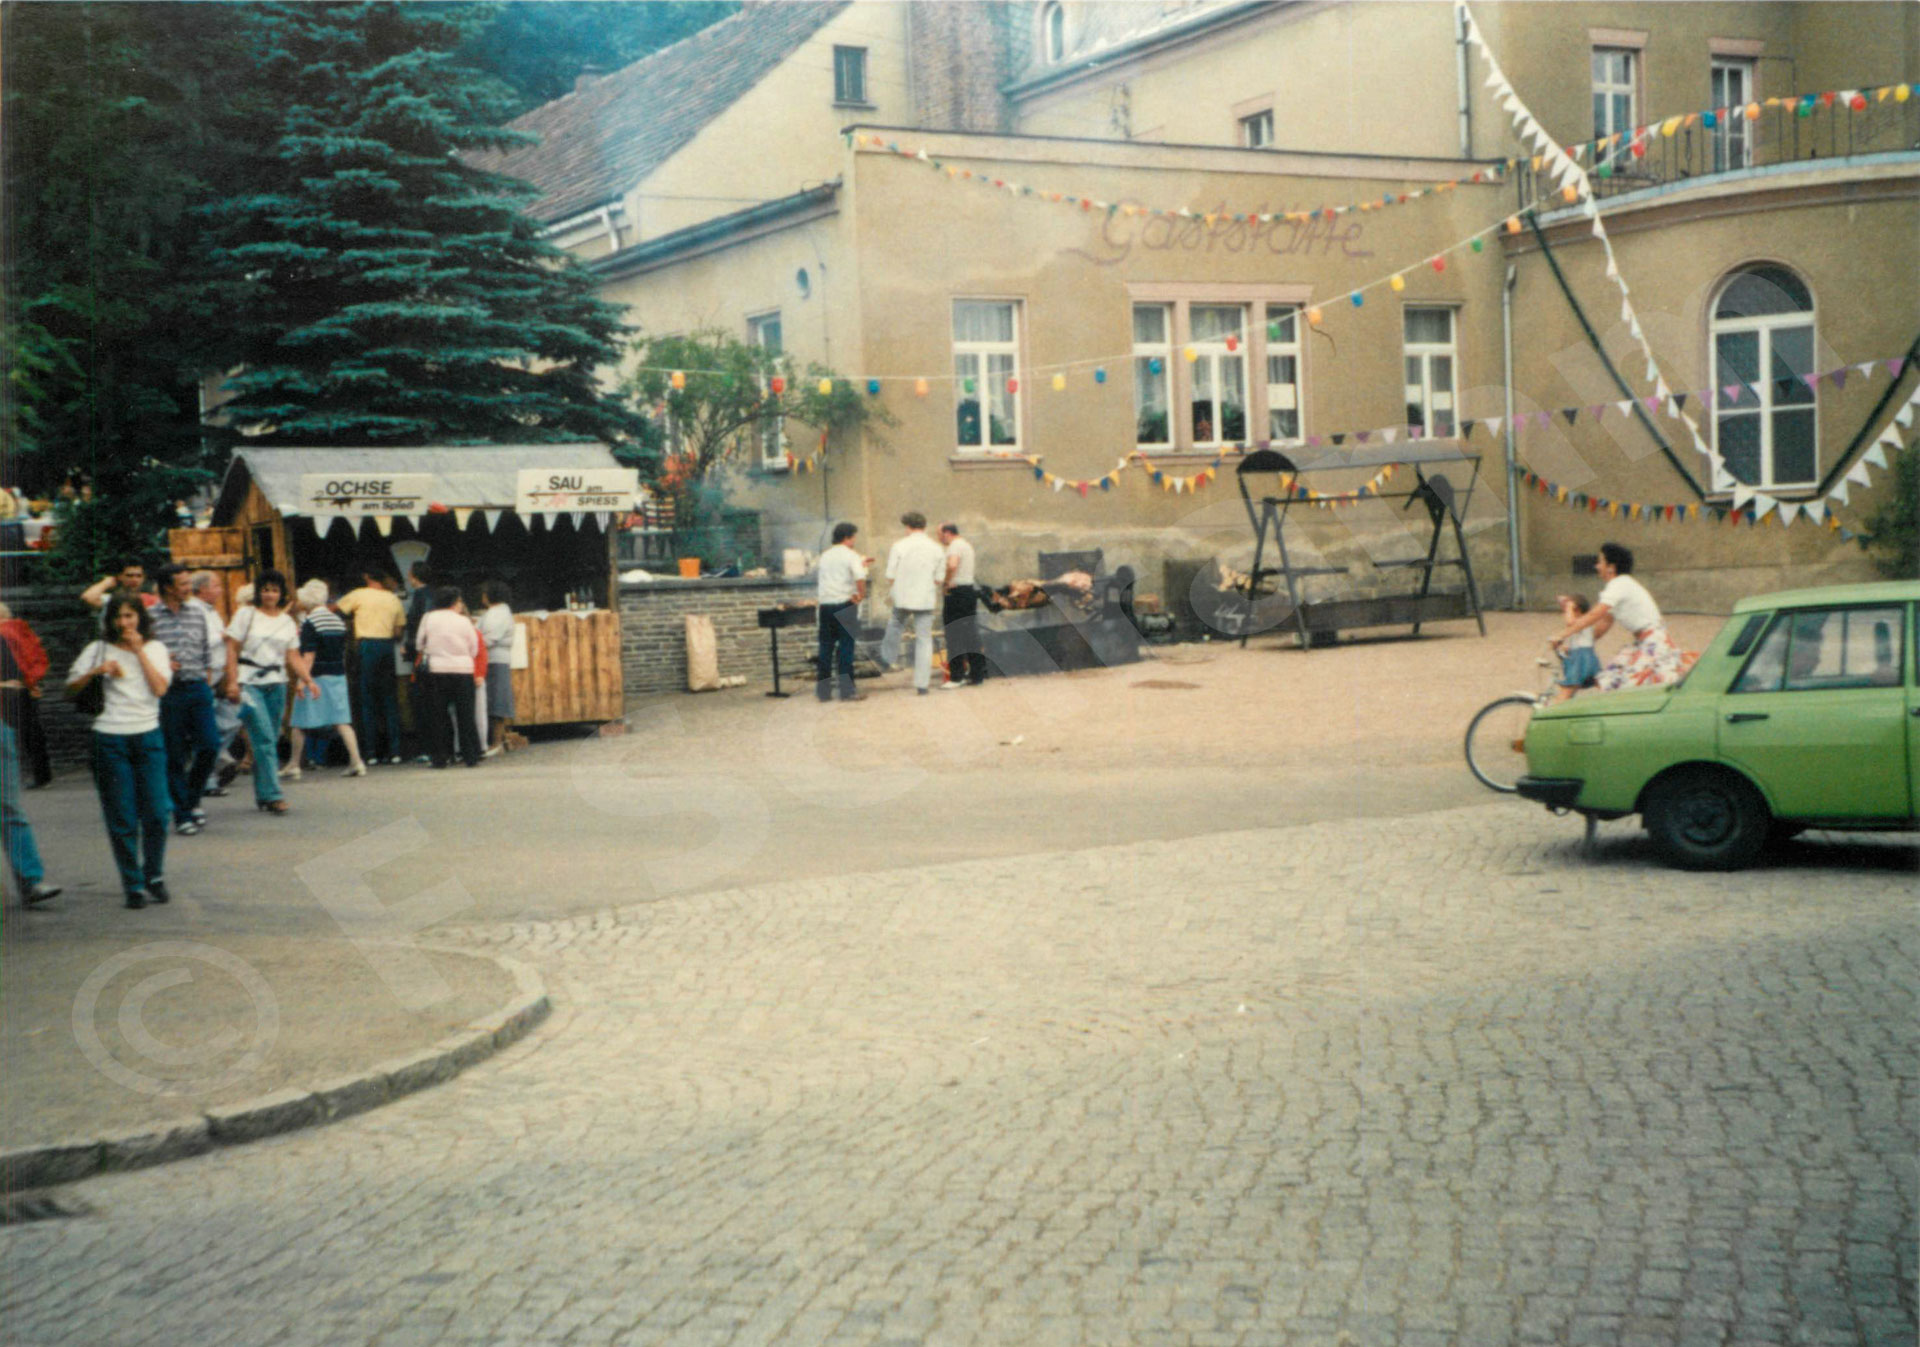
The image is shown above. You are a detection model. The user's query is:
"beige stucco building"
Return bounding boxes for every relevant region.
[477,0,1920,616]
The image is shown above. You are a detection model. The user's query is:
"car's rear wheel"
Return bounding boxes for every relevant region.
[1643,767,1770,871]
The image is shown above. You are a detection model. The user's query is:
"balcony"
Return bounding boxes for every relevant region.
[1513,94,1920,208]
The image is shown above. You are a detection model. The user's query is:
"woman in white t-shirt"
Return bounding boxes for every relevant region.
[1556,542,1697,693]
[64,595,174,907]
[222,569,315,814]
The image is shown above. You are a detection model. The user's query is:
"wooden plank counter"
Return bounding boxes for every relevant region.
[510,609,623,726]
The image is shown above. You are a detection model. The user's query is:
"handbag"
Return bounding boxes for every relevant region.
[70,642,108,718]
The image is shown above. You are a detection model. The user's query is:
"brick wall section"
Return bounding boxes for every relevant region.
[907,0,1012,133]
[2,586,109,775]
[618,577,822,696]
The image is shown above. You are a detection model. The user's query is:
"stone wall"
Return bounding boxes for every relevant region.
[1,586,105,776]
[618,577,821,696]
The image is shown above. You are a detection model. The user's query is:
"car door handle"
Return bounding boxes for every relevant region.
[1724,712,1770,723]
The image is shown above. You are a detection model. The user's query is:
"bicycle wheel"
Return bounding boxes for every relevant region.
[1464,695,1538,794]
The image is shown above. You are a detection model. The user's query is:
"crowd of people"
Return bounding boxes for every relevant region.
[2,559,515,910]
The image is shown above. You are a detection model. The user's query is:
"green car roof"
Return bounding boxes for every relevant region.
[1730,579,1920,613]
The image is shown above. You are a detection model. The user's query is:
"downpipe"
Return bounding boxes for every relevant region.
[1503,261,1521,608]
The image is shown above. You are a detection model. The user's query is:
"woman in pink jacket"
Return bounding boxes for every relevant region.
[414,587,482,768]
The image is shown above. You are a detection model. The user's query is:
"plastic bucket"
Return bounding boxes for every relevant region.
[677,557,702,579]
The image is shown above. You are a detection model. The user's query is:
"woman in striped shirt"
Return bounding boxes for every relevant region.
[288,579,367,779]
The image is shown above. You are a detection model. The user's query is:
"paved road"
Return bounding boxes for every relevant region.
[3,803,1913,1346]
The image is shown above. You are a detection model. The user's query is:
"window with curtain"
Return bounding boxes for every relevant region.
[1712,266,1816,491]
[953,300,1020,453]
[1132,304,1171,447]
[747,312,785,468]
[1591,47,1636,143]
[1188,304,1248,447]
[1403,307,1457,437]
[1264,305,1301,443]
[833,46,868,104]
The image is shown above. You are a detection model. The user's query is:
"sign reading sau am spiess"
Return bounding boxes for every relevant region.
[301,473,434,517]
[515,467,639,514]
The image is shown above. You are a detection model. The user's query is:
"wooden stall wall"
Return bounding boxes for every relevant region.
[166,527,248,620]
[511,610,623,726]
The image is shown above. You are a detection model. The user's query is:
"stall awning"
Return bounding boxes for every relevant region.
[213,444,628,521]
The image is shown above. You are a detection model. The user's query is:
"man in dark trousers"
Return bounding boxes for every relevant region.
[939,522,986,686]
[814,522,868,702]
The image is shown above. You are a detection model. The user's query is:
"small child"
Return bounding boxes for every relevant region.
[1548,593,1600,702]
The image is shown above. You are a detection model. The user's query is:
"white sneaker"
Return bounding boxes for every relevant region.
[278,764,302,781]
[343,763,367,777]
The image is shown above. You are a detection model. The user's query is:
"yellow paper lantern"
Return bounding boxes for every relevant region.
[914,377,929,397]
[1051,373,1066,391]
[817,377,833,395]
[669,370,686,390]
[1561,184,1579,203]
[1744,101,1762,120]
[1389,274,1405,292]
[1306,307,1324,327]
[1505,215,1522,234]
[1183,346,1198,363]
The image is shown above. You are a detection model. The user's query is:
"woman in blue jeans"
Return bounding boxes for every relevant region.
[65,596,174,908]
[222,570,314,816]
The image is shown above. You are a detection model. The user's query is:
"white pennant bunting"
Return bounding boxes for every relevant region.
[1779,501,1801,525]
[1856,362,1875,379]
[594,512,611,530]
[483,509,504,532]
[1382,428,1399,444]
[1804,501,1825,525]
[1896,399,1917,429]
[454,507,473,529]
[567,511,584,529]
[1878,427,1903,449]
[1615,399,1634,418]
[1751,493,1776,520]
[1848,463,1873,487]
[1732,485,1754,509]
[1830,481,1851,506]
[1864,444,1888,469]
[374,516,393,537]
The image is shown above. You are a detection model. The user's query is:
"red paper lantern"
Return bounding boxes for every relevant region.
[1849,93,1867,111]
[1225,335,1238,351]
[769,375,786,395]
[1007,377,1019,394]
[427,501,450,514]
[1431,256,1446,273]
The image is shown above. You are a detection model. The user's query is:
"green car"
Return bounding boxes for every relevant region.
[1518,580,1920,870]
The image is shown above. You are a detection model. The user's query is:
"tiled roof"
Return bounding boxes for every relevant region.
[469,1,849,225]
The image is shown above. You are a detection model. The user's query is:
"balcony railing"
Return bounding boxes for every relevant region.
[1513,94,1920,208]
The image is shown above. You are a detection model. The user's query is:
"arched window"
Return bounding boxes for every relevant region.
[1711,265,1817,492]
[1042,3,1066,64]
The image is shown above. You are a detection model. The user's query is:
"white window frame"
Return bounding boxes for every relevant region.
[1710,273,1818,494]
[1264,304,1303,445]
[952,299,1023,455]
[1187,303,1250,450]
[1591,46,1638,143]
[1710,57,1755,172]
[1132,303,1173,449]
[1403,307,1458,439]
[1041,2,1065,64]
[833,46,868,105]
[1125,284,1310,455]
[1239,109,1274,149]
[747,311,787,470]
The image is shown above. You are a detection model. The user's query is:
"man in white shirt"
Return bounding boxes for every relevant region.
[939,523,985,687]
[878,511,948,696]
[815,522,869,702]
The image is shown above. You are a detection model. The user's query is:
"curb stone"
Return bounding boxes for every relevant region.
[0,951,550,1194]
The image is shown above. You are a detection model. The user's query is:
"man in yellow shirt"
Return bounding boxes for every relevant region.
[337,571,407,764]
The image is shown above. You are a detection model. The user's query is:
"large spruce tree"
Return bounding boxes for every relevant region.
[205,2,643,448]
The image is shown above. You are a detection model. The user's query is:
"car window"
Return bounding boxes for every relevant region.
[1725,612,1768,658]
[1731,606,1904,693]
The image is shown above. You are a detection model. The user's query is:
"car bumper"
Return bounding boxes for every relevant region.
[1516,776,1583,809]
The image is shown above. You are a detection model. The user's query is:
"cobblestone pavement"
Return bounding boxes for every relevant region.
[3,803,1915,1346]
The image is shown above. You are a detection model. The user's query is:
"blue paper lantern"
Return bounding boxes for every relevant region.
[866,378,880,395]
[1148,358,1163,375]
[1349,292,1364,307]
[1703,110,1718,129]
[1094,367,1108,384]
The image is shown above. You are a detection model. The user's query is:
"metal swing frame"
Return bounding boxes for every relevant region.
[1230,444,1488,648]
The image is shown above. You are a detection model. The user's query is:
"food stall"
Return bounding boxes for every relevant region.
[201,445,636,727]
